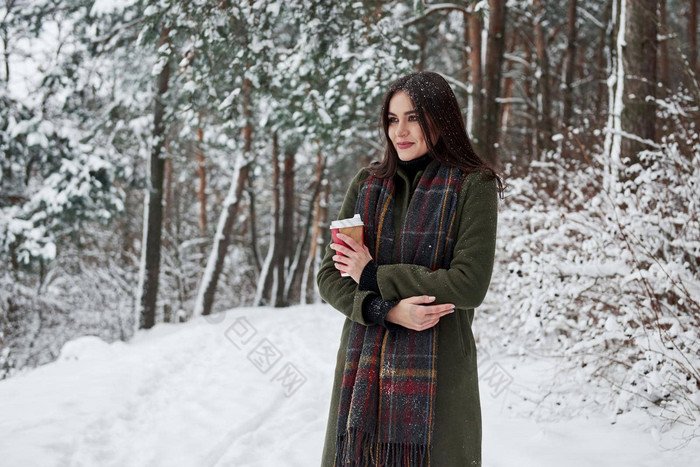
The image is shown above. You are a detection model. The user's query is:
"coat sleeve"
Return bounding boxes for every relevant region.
[375,172,498,309]
[316,168,378,326]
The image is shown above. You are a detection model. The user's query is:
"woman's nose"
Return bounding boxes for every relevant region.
[396,121,408,136]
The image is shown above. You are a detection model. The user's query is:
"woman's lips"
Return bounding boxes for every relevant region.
[397,142,414,149]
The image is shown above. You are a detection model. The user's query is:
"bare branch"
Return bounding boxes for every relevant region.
[402,3,471,27]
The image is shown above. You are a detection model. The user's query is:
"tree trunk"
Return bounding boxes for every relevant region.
[499,33,517,143]
[246,184,262,276]
[461,10,470,124]
[520,31,536,167]
[163,142,173,233]
[479,0,507,168]
[603,0,625,194]
[302,159,326,305]
[621,0,658,165]
[416,18,428,72]
[468,8,483,144]
[256,132,281,306]
[563,0,578,127]
[275,146,295,307]
[170,153,186,321]
[282,148,295,258]
[196,114,207,235]
[306,178,330,304]
[193,78,253,317]
[286,148,325,304]
[137,24,171,330]
[195,157,250,316]
[120,184,137,266]
[596,0,614,118]
[690,0,698,77]
[534,0,555,153]
[657,0,669,94]
[1,37,8,83]
[1,0,11,84]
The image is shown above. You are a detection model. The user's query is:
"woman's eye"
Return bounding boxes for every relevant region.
[388,117,398,123]
[408,115,418,121]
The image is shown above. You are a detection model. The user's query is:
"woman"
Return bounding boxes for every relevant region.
[317,71,503,466]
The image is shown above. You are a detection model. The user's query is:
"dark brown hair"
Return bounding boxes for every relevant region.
[368,71,504,197]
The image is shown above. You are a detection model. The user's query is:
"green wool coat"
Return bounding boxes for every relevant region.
[316,163,498,467]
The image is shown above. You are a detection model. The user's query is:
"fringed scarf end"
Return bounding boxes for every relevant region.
[335,427,432,467]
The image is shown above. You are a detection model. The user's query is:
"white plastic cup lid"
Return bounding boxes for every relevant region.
[330,213,363,229]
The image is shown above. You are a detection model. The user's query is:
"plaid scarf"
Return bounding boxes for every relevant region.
[335,160,466,466]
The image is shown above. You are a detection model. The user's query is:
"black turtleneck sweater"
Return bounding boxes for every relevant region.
[397,152,432,182]
[359,152,433,328]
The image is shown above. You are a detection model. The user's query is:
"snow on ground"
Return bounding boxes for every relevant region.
[0,304,698,466]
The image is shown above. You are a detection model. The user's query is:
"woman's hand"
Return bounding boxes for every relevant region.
[386,295,455,331]
[330,233,373,283]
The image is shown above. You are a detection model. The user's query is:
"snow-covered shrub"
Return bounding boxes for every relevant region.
[482,138,700,432]
[0,253,136,378]
[0,329,10,380]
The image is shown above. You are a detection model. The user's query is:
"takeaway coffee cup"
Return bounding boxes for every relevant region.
[330,214,364,277]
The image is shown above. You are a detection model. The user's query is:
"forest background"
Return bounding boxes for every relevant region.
[1,0,698,440]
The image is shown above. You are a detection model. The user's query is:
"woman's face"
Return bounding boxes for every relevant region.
[387,91,432,162]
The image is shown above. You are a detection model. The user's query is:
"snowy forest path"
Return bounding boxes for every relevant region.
[61,321,233,466]
[0,305,697,467]
[49,305,333,467]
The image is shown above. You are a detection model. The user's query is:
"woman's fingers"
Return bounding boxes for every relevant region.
[405,295,436,305]
[423,304,455,315]
[417,318,440,331]
[332,255,349,265]
[421,305,454,329]
[394,296,458,331]
[413,303,455,330]
[331,235,359,253]
[404,296,454,315]
[337,233,360,250]
[329,243,351,255]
